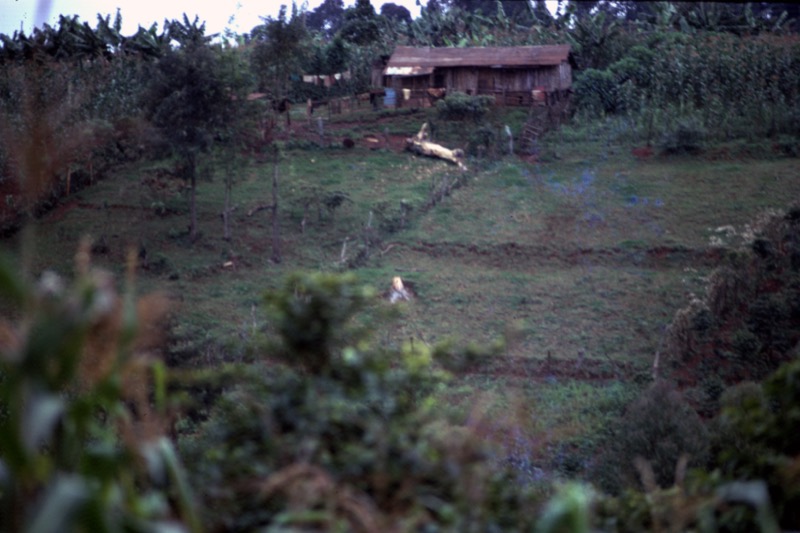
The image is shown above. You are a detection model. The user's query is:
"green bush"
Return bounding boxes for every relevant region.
[747,293,792,352]
[467,125,498,157]
[711,360,800,529]
[732,328,763,359]
[179,272,543,531]
[592,381,710,494]
[773,135,800,157]
[573,68,619,115]
[0,246,199,531]
[659,117,707,155]
[436,91,495,122]
[664,204,800,394]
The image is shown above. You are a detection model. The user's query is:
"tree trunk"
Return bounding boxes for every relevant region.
[271,149,281,263]
[188,153,198,241]
[223,172,232,241]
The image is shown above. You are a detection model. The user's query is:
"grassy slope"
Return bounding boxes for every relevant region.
[7,107,800,477]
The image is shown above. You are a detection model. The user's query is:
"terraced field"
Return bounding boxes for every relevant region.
[7,107,799,479]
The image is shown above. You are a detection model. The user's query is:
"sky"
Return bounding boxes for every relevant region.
[1,0,423,37]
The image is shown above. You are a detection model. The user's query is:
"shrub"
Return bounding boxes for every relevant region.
[747,294,791,351]
[773,136,800,157]
[0,245,197,531]
[732,328,763,359]
[663,203,800,395]
[592,381,710,494]
[467,125,498,157]
[659,117,707,155]
[711,360,800,529]
[710,381,770,478]
[179,272,543,531]
[436,91,495,122]
[573,68,619,115]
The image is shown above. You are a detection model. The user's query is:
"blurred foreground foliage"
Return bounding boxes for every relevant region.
[179,271,542,531]
[0,241,198,532]
[590,202,800,531]
[3,250,800,531]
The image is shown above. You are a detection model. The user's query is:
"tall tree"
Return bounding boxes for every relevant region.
[250,5,309,97]
[325,36,349,74]
[676,2,794,34]
[381,3,413,26]
[447,0,533,22]
[409,2,476,46]
[306,0,346,37]
[563,2,622,70]
[613,1,658,24]
[339,0,383,46]
[531,0,555,26]
[143,22,232,241]
[216,42,255,242]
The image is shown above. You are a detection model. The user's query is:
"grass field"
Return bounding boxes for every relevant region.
[6,106,799,479]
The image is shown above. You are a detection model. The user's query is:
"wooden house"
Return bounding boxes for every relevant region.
[379,45,572,107]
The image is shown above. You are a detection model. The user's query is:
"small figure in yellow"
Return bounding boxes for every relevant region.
[389,276,412,303]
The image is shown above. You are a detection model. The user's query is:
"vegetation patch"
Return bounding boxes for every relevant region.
[2,2,800,530]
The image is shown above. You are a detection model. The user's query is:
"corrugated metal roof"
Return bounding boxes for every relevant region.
[386,45,571,70]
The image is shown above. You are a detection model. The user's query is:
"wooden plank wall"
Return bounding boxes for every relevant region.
[442,65,568,94]
[384,63,572,107]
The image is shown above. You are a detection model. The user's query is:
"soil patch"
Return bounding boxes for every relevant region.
[458,353,639,382]
[398,240,724,270]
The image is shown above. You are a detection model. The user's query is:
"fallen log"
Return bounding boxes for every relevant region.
[405,123,466,170]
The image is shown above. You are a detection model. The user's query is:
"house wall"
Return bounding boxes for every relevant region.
[459,65,568,93]
[388,64,570,93]
[383,62,572,107]
[391,76,433,92]
[385,76,436,108]
[559,63,572,90]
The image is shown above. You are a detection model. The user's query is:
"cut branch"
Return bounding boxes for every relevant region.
[406,123,467,170]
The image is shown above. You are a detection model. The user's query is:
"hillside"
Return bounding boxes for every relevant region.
[2,103,795,466]
[3,1,800,528]
[12,107,800,370]
[4,102,800,530]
